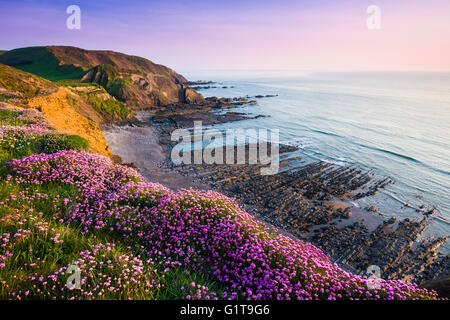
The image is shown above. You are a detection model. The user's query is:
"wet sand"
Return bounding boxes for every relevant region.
[104,124,209,191]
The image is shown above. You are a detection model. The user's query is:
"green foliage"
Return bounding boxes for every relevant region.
[0,183,158,300]
[0,132,34,161]
[79,91,132,119]
[0,149,11,164]
[53,81,98,88]
[106,78,126,98]
[91,65,127,99]
[34,134,90,154]
[0,64,57,97]
[0,47,86,81]
[157,266,224,299]
[0,109,19,121]
[0,132,89,165]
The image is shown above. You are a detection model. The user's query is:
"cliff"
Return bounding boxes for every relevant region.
[0,46,204,108]
[0,58,441,301]
[0,98,439,300]
[0,63,111,156]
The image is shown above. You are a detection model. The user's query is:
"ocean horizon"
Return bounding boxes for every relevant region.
[183,70,450,254]
[3,0,450,303]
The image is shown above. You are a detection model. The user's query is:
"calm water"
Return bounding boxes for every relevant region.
[182,70,450,253]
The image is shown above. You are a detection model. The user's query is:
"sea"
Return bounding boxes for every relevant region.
[182,70,450,254]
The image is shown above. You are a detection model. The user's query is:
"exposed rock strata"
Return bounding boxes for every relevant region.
[169,145,448,284]
[104,89,448,287]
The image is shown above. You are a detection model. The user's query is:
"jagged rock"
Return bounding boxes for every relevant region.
[167,142,448,284]
[182,86,205,104]
[0,46,197,109]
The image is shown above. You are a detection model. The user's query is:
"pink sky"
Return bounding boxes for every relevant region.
[1,0,449,71]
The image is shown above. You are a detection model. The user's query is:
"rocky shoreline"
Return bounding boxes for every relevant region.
[103,92,449,294]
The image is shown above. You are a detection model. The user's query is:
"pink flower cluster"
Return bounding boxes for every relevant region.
[0,105,52,151]
[6,150,438,300]
[181,282,218,300]
[0,101,19,110]
[0,90,24,98]
[10,243,160,300]
[0,125,50,139]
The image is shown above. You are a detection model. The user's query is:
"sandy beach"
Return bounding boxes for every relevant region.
[102,107,449,285]
[104,124,210,191]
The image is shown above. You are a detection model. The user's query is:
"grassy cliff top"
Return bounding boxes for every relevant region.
[0,64,127,156]
[0,46,186,83]
[0,63,58,97]
[0,46,195,108]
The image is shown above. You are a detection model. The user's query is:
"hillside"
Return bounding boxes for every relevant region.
[0,50,443,301]
[0,63,120,156]
[0,46,203,108]
[0,96,439,300]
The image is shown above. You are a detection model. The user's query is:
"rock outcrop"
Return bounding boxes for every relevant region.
[0,64,111,156]
[0,46,203,109]
[181,85,205,104]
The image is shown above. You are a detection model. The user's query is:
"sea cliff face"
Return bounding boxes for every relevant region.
[27,87,111,157]
[0,46,446,300]
[0,46,204,108]
[0,97,439,300]
[0,64,111,157]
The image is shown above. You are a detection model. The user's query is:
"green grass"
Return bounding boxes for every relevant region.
[88,64,128,100]
[53,81,98,88]
[0,130,89,164]
[106,78,126,98]
[0,134,34,163]
[76,89,132,119]
[0,183,156,300]
[0,149,11,164]
[0,47,87,81]
[0,64,57,98]
[0,105,222,300]
[0,109,20,121]
[34,134,90,154]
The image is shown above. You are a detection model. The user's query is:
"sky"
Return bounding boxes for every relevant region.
[0,0,450,72]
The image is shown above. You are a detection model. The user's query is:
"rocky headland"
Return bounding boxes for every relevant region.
[1,45,447,297]
[104,91,449,291]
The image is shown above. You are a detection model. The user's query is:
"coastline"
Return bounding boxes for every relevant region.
[102,95,449,287]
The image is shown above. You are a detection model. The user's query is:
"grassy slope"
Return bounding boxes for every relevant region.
[0,101,218,300]
[0,98,439,300]
[0,63,439,301]
[0,63,57,99]
[0,64,131,156]
[69,84,132,119]
[0,46,190,109]
[0,47,86,81]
